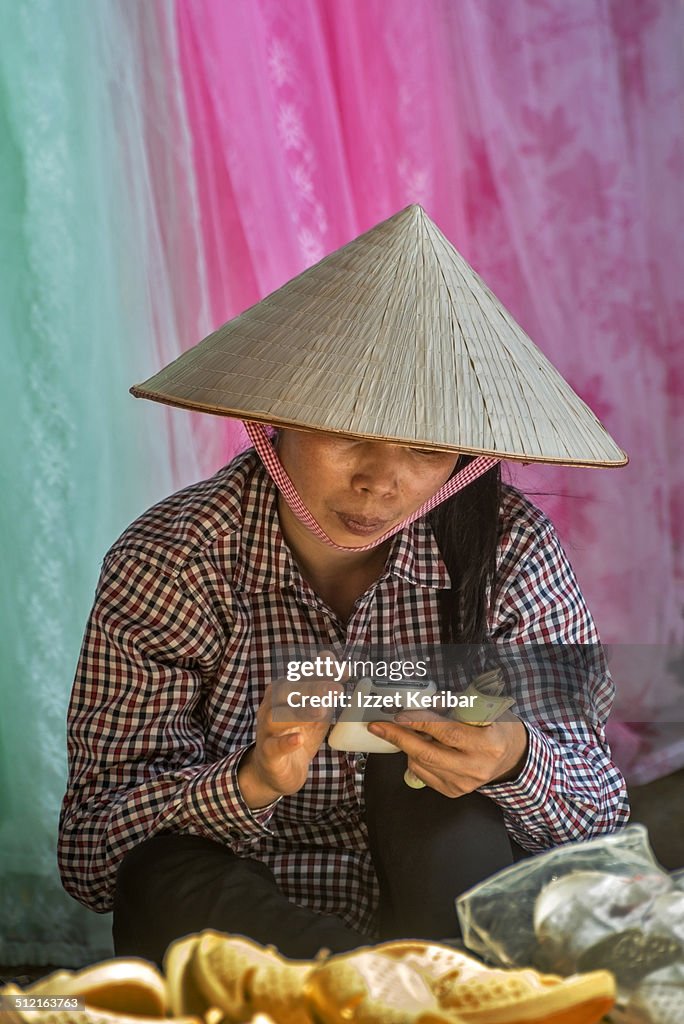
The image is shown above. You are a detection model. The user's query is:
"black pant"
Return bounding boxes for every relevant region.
[112,753,517,963]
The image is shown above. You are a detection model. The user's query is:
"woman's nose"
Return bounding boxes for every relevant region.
[351,446,402,496]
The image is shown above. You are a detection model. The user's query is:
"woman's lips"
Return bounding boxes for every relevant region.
[335,512,390,537]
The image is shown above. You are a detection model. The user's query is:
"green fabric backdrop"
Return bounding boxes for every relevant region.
[0,0,209,965]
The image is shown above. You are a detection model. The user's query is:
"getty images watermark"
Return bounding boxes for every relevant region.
[269,643,684,724]
[285,653,429,683]
[280,654,478,712]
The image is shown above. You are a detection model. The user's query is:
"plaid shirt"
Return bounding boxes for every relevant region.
[59,450,628,931]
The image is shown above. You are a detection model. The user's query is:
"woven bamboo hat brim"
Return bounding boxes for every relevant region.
[131,204,627,467]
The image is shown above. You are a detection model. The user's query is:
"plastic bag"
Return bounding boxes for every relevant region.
[456,825,684,1022]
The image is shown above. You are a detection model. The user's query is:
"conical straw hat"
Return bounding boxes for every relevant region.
[131,205,627,467]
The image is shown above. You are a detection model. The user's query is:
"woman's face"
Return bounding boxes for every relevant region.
[277,430,459,547]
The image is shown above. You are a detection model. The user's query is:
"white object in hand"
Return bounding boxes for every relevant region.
[328,678,437,753]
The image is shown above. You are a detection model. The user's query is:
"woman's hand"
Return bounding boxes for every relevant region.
[238,660,344,809]
[367,712,529,796]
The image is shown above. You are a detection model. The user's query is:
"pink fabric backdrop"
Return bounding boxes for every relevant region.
[173,0,684,782]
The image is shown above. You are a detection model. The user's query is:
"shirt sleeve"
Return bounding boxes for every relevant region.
[478,497,629,850]
[58,552,277,913]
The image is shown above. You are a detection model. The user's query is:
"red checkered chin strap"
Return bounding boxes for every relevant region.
[243,422,501,552]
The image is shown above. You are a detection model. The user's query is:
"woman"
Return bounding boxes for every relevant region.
[58,206,629,963]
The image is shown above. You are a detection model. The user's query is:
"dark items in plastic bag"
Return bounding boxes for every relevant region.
[457,825,669,970]
[456,824,684,1023]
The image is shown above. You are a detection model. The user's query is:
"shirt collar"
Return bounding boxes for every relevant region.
[230,454,451,593]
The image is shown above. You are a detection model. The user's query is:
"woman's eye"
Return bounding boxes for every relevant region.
[410,447,438,456]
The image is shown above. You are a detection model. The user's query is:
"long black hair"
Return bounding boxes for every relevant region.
[428,457,502,644]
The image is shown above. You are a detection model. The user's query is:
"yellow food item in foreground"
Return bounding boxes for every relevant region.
[164,935,213,1020]
[375,940,616,1023]
[193,931,312,1024]
[0,982,198,1024]
[0,930,616,1024]
[305,948,457,1024]
[24,959,168,1018]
